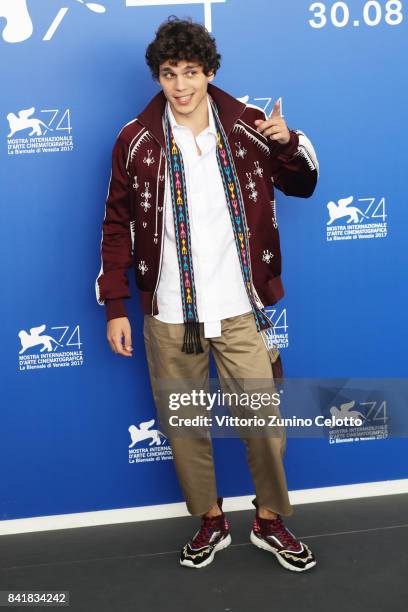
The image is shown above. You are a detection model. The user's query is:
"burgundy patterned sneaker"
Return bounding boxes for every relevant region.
[180,497,232,569]
[250,507,316,572]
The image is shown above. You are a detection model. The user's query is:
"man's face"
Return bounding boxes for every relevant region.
[158,59,214,116]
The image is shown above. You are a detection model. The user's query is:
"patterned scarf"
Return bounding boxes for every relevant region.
[163,95,272,354]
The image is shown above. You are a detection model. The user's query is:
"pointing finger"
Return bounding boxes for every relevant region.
[270,98,282,118]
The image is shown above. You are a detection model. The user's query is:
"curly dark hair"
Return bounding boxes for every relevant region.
[145,16,221,80]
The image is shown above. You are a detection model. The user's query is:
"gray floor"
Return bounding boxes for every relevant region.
[1,494,407,611]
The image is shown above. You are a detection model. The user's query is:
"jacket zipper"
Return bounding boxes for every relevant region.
[226,108,268,311]
[229,150,265,311]
[151,149,167,315]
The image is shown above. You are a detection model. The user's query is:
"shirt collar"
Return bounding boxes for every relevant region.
[166,95,217,138]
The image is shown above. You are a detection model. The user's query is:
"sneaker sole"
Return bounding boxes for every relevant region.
[180,532,232,569]
[250,530,316,572]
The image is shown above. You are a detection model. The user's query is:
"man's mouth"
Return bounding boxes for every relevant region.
[175,94,193,105]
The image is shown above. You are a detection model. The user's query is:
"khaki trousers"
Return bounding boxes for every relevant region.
[143,311,294,517]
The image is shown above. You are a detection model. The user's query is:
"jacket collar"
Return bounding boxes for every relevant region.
[137,83,246,148]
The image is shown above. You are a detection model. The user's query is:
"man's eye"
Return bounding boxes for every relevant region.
[162,71,196,79]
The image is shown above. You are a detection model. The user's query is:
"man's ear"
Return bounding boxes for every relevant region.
[207,71,215,83]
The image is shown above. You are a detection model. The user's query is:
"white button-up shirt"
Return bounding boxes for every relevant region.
[153,95,252,337]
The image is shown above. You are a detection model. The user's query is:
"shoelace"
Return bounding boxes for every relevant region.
[263,516,301,551]
[191,515,224,548]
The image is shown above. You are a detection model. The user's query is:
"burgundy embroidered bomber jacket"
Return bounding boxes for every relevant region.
[95,83,319,322]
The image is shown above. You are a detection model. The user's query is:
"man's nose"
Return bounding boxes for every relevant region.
[175,75,188,90]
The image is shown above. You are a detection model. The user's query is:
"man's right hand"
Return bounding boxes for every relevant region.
[107,317,133,357]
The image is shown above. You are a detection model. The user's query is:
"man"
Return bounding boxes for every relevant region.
[95,16,319,572]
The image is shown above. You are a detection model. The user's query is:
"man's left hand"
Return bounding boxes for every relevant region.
[254,98,290,145]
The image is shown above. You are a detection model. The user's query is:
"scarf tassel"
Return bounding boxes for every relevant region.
[182,321,204,354]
